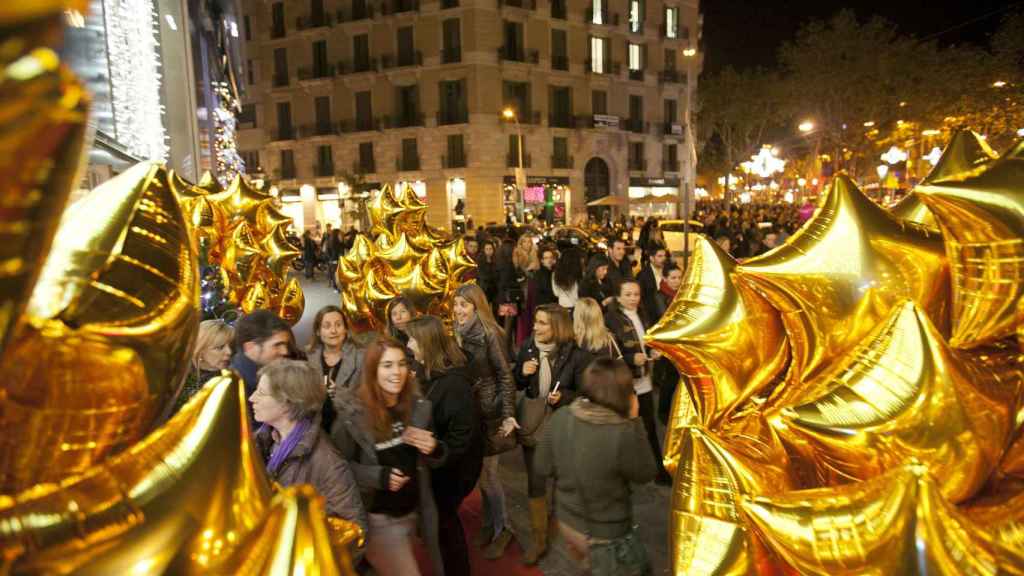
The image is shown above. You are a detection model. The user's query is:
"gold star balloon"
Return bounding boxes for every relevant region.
[661,379,698,475]
[741,464,1020,576]
[916,138,1024,349]
[736,173,950,389]
[0,24,89,358]
[767,300,1016,502]
[646,235,788,427]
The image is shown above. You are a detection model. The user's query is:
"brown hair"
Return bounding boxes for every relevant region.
[385,296,416,340]
[534,304,574,346]
[257,359,326,421]
[454,284,505,340]
[403,315,467,379]
[307,305,348,352]
[581,358,634,418]
[358,336,419,441]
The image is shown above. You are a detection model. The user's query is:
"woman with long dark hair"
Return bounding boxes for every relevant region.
[452,284,518,559]
[551,247,583,310]
[404,316,484,576]
[385,296,417,345]
[579,254,616,309]
[330,337,443,576]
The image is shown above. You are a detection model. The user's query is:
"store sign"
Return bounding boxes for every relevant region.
[593,114,620,129]
[630,177,679,187]
[504,175,570,186]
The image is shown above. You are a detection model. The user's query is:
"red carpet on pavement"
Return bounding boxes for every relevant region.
[413,490,544,576]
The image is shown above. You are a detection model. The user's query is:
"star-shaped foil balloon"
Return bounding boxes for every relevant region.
[736,173,950,391]
[916,138,1024,349]
[338,183,476,331]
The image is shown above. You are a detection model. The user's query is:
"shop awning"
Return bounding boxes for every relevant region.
[633,194,680,204]
[586,195,627,206]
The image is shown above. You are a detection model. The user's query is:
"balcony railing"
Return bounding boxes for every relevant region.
[584,60,621,75]
[551,54,569,70]
[506,153,532,168]
[380,0,419,15]
[441,0,459,8]
[396,156,421,171]
[314,163,336,177]
[299,122,342,137]
[662,160,680,172]
[382,51,423,68]
[272,74,290,87]
[443,152,467,168]
[347,117,381,132]
[274,167,297,179]
[390,113,425,128]
[270,25,286,39]
[296,14,333,30]
[298,65,335,81]
[271,127,296,141]
[628,158,646,171]
[585,8,619,25]
[498,0,536,9]
[498,47,539,63]
[659,70,685,84]
[506,110,542,125]
[548,114,575,128]
[628,68,644,81]
[662,122,684,136]
[624,119,647,133]
[338,58,379,74]
[441,47,462,64]
[437,110,469,125]
[353,160,376,174]
[551,155,574,169]
[338,4,374,21]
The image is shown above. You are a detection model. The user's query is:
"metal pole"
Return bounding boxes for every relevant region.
[516,115,525,221]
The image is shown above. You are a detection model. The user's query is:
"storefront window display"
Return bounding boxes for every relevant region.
[504,176,569,225]
[448,177,467,232]
[628,177,680,219]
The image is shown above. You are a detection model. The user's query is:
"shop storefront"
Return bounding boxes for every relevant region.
[503,176,571,225]
[448,177,467,232]
[628,177,680,219]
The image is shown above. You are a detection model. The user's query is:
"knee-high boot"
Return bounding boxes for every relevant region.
[521,497,549,565]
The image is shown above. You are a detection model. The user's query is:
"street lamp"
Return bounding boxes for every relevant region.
[503,106,525,221]
[798,120,814,133]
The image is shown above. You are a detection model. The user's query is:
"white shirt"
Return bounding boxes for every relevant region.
[622,308,652,395]
[552,278,579,309]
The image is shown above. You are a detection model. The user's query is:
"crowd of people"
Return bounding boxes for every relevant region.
[174,217,696,576]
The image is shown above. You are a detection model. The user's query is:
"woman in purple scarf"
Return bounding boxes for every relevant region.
[252,359,368,535]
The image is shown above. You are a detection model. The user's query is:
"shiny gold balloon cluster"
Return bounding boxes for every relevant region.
[338,184,476,331]
[173,170,304,324]
[648,129,1024,575]
[0,8,358,573]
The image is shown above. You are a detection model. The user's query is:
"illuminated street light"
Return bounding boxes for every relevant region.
[741,145,786,178]
[993,80,1007,88]
[683,48,697,57]
[881,146,908,165]
[876,164,889,180]
[797,177,807,187]
[502,107,516,120]
[784,191,794,203]
[1017,128,1024,137]
[863,121,875,127]
[921,129,941,136]
[798,120,814,133]
[739,192,751,204]
[925,146,942,166]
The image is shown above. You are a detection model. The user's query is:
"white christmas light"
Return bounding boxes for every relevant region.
[741,146,785,178]
[925,146,943,166]
[880,146,907,165]
[104,0,168,161]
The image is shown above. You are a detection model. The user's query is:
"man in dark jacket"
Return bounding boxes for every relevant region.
[230,309,292,421]
[637,246,669,321]
[605,238,634,290]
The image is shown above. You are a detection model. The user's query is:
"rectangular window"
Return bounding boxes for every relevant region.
[276,101,292,137]
[244,15,252,40]
[553,136,569,168]
[628,43,642,71]
[550,86,572,127]
[273,48,288,85]
[442,19,461,63]
[401,138,419,170]
[629,142,644,170]
[629,94,643,131]
[246,59,255,85]
[591,0,604,24]
[503,81,530,120]
[397,26,415,65]
[503,21,523,60]
[354,34,370,70]
[446,134,465,168]
[551,0,566,19]
[241,150,260,170]
[355,91,373,130]
[439,79,467,124]
[353,0,369,20]
[313,40,328,75]
[311,0,325,23]
[665,143,678,169]
[592,90,607,114]
[664,48,676,71]
[629,0,642,32]
[358,142,374,173]
[239,103,257,126]
[280,149,295,178]
[396,84,419,126]
[664,7,678,38]
[664,99,677,124]
[551,29,568,70]
[315,96,331,131]
[508,134,521,162]
[271,2,285,36]
[316,145,333,176]
[589,37,607,73]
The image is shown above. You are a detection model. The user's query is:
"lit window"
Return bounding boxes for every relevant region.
[590,37,606,73]
[591,0,603,24]
[629,0,641,32]
[628,43,642,71]
[665,7,677,38]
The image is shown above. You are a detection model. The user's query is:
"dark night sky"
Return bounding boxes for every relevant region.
[701,0,1020,75]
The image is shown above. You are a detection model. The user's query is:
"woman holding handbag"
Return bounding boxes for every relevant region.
[535,358,657,575]
[511,304,588,565]
[452,284,519,559]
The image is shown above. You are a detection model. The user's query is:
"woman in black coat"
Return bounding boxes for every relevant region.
[579,254,616,309]
[405,316,484,576]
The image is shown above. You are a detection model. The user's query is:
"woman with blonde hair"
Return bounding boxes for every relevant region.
[452,283,518,559]
[513,234,539,275]
[573,297,619,360]
[171,319,234,415]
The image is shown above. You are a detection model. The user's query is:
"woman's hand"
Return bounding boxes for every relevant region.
[547,391,562,406]
[649,349,662,360]
[388,469,411,491]
[602,296,614,306]
[500,417,520,437]
[402,426,438,455]
[522,359,539,376]
[633,352,648,366]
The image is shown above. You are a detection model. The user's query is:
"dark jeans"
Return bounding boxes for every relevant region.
[437,498,472,576]
[522,443,546,498]
[637,391,666,475]
[304,258,315,279]
[327,260,338,289]
[653,358,678,425]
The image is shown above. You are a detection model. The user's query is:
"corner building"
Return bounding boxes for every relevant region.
[238,0,702,229]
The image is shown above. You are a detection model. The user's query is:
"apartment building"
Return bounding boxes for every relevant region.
[238,0,701,229]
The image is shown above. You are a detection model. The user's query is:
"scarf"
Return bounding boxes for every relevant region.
[456,313,482,344]
[659,278,677,302]
[535,339,558,397]
[261,418,311,475]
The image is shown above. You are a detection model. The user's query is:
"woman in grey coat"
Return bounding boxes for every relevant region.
[306,305,363,432]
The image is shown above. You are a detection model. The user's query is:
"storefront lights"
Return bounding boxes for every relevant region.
[881,146,907,165]
[784,191,794,203]
[925,146,943,166]
[739,192,751,204]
